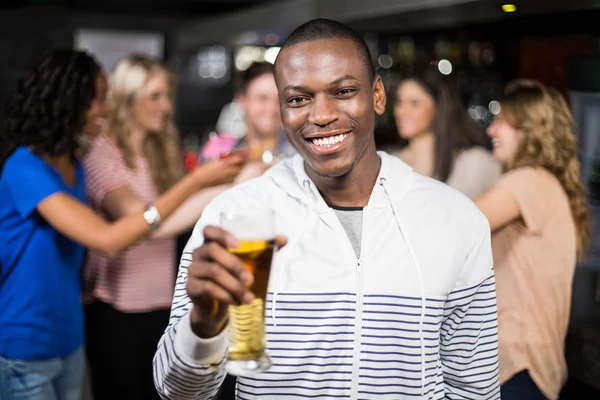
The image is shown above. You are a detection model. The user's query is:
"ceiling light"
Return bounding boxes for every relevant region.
[438,59,452,75]
[501,4,517,13]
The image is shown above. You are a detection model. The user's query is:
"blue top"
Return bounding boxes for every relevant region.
[0,147,86,360]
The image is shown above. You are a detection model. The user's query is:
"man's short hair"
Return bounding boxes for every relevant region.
[276,18,375,83]
[235,62,274,94]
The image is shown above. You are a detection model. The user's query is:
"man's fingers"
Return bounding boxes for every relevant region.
[195,241,252,284]
[189,261,253,304]
[188,227,285,311]
[275,235,288,249]
[187,279,237,306]
[198,227,287,258]
[202,225,239,249]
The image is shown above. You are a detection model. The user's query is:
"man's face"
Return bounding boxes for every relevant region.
[239,73,281,139]
[275,38,386,178]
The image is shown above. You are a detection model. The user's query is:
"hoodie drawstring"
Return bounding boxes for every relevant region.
[379,177,427,397]
[271,179,314,327]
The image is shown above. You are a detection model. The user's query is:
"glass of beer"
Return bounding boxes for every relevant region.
[220,209,275,377]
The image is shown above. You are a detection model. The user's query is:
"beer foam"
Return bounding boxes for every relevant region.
[220,209,275,241]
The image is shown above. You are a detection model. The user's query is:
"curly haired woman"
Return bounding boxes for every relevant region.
[0,50,245,400]
[475,80,592,400]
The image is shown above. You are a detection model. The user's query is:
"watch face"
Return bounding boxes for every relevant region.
[144,206,158,225]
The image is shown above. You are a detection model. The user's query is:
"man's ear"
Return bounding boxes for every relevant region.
[373,75,387,116]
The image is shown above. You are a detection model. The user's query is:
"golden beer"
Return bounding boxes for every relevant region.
[227,239,274,362]
[220,209,276,377]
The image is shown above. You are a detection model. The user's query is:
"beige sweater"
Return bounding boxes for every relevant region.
[397,146,501,198]
[492,167,576,399]
[446,147,501,198]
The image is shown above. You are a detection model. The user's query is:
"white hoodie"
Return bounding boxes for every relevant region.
[154,152,500,400]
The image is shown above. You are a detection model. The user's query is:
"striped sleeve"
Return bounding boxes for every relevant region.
[83,136,129,208]
[440,215,500,399]
[153,206,229,400]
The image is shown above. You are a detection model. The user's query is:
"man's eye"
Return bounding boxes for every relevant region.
[288,97,306,106]
[336,88,356,96]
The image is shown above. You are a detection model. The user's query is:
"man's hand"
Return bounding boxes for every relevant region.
[187,225,287,338]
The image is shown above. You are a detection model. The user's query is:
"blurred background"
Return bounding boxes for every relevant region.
[2,0,600,397]
[4,0,600,191]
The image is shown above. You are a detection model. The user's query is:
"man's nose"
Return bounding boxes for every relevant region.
[308,94,339,127]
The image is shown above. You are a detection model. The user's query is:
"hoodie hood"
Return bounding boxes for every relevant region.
[261,151,415,213]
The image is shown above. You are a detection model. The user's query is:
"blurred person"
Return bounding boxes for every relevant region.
[82,55,245,400]
[234,61,294,162]
[201,62,295,166]
[393,66,501,198]
[0,50,243,400]
[154,18,499,400]
[475,80,592,400]
[215,100,245,139]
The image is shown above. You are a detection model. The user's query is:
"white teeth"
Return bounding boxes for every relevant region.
[310,133,348,147]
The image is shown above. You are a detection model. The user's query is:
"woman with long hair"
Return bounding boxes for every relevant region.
[0,49,244,400]
[393,66,501,197]
[82,54,242,399]
[475,80,591,399]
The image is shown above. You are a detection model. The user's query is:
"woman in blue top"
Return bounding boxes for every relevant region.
[0,50,246,400]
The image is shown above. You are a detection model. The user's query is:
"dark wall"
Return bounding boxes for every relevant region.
[171,50,236,142]
[0,6,190,126]
[0,6,233,145]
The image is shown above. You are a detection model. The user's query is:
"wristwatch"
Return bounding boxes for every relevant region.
[143,203,162,231]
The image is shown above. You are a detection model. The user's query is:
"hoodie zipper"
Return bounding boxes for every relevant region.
[329,209,365,400]
[350,257,363,400]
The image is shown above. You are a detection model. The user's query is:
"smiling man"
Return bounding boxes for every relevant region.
[154,19,500,400]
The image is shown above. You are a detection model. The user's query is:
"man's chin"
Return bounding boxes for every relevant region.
[305,159,355,179]
[314,170,351,178]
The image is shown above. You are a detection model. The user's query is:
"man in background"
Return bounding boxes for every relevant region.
[202,62,294,168]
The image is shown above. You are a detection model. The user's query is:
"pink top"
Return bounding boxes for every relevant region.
[83,135,175,312]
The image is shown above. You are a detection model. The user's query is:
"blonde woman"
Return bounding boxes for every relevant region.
[475,80,591,400]
[83,55,244,400]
